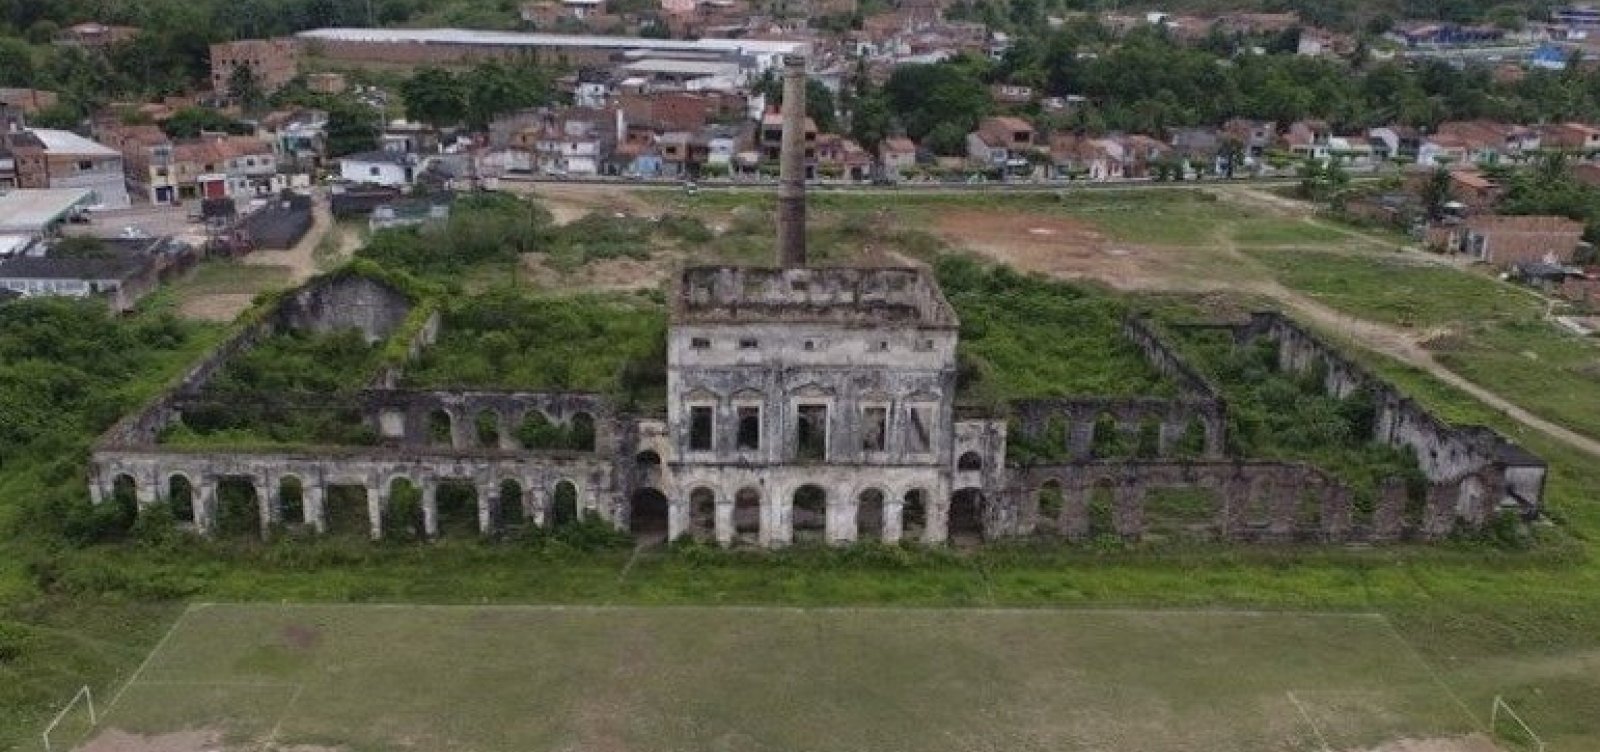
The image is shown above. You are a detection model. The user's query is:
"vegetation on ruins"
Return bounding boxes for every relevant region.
[936,255,1173,402]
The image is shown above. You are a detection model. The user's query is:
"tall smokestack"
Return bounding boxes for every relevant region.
[777,54,808,267]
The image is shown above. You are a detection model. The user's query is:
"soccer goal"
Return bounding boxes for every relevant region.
[41,685,96,752]
[1490,695,1546,752]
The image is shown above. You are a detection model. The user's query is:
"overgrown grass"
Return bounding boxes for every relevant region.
[401,287,667,407]
[1432,318,1600,442]
[1245,249,1542,328]
[937,256,1174,401]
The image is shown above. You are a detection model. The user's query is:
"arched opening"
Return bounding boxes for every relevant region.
[629,488,670,544]
[278,476,305,527]
[856,488,885,541]
[568,412,596,451]
[109,474,139,531]
[636,450,662,466]
[499,479,525,529]
[1036,480,1064,535]
[475,409,501,448]
[1042,414,1071,459]
[428,409,454,447]
[957,451,983,472]
[902,488,927,542]
[1457,475,1487,522]
[551,480,579,527]
[1088,478,1116,539]
[436,481,480,537]
[1175,418,1206,459]
[689,487,716,540]
[791,484,827,544]
[385,478,424,540]
[167,474,195,525]
[733,486,761,544]
[518,411,561,450]
[635,450,663,487]
[215,477,262,538]
[949,488,984,546]
[1135,416,1162,458]
[1146,486,1219,541]
[324,484,370,537]
[1091,413,1129,459]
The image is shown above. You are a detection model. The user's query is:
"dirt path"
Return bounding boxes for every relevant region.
[176,194,345,322]
[248,193,336,283]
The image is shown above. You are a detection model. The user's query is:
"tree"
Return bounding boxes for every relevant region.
[227,64,265,113]
[463,59,552,131]
[323,97,380,157]
[849,92,892,156]
[756,74,841,134]
[0,38,36,87]
[1421,166,1452,221]
[400,67,466,128]
[162,107,250,139]
[883,62,990,143]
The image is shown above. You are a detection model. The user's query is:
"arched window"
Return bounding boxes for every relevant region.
[957,451,983,472]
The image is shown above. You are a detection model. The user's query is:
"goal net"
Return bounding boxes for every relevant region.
[41,685,96,752]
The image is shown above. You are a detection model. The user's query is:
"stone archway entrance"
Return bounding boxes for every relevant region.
[629,488,670,545]
[949,488,985,546]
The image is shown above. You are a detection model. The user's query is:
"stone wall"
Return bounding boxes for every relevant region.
[1238,311,1545,513]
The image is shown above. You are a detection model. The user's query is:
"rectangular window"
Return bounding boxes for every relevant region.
[689,406,714,451]
[77,160,93,171]
[737,406,761,450]
[906,405,932,453]
[738,338,758,350]
[796,404,827,461]
[690,337,711,350]
[862,407,887,452]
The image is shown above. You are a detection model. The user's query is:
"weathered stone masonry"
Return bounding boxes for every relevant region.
[87,271,1546,546]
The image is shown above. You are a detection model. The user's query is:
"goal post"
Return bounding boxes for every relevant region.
[1490,695,1546,752]
[41,685,96,752]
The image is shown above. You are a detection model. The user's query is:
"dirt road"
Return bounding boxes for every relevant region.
[176,194,354,322]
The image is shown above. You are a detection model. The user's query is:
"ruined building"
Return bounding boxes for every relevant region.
[82,56,1547,546]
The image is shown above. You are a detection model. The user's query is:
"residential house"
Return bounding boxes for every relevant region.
[171,135,279,200]
[815,133,871,180]
[1368,126,1422,161]
[758,109,817,163]
[879,137,917,177]
[210,38,300,95]
[57,22,138,49]
[699,124,745,170]
[657,131,694,177]
[98,123,179,203]
[381,121,439,155]
[307,73,348,95]
[1050,134,1118,180]
[370,195,453,231]
[0,88,59,116]
[340,151,419,188]
[1449,215,1585,268]
[1448,170,1503,213]
[256,109,328,169]
[1421,122,1541,166]
[990,84,1034,108]
[1169,127,1222,171]
[0,128,129,208]
[965,116,1035,173]
[1282,120,1332,161]
[1221,119,1276,160]
[1540,122,1600,152]
[0,236,189,312]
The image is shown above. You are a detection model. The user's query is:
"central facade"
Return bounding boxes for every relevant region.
[650,265,1007,546]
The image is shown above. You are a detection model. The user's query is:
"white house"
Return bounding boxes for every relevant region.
[340,151,418,187]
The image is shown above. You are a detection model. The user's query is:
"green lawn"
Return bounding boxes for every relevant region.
[1433,319,1600,442]
[1245,249,1542,328]
[78,603,1474,752]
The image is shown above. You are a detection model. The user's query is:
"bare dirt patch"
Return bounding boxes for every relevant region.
[177,293,258,323]
[76,728,221,752]
[280,623,321,650]
[520,251,679,293]
[933,209,1132,284]
[506,182,654,226]
[1347,734,1503,752]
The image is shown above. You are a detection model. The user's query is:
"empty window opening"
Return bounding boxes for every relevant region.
[738,338,759,350]
[792,484,827,543]
[629,488,669,544]
[857,488,885,540]
[690,487,716,540]
[691,337,711,350]
[906,405,933,453]
[734,486,761,543]
[796,404,828,461]
[737,406,761,450]
[689,406,714,451]
[957,451,983,471]
[862,406,887,452]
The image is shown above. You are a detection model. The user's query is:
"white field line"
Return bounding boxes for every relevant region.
[104,604,199,712]
[186,601,1395,619]
[1286,690,1332,752]
[260,683,307,752]
[1378,615,1486,731]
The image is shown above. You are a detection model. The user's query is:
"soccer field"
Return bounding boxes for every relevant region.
[63,603,1490,752]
